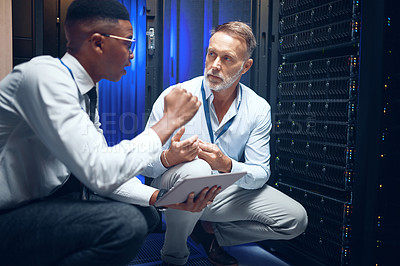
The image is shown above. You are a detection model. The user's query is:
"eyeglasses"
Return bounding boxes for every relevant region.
[100,33,136,54]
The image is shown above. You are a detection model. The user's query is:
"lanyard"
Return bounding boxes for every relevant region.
[59,58,75,80]
[201,81,242,144]
[59,58,87,112]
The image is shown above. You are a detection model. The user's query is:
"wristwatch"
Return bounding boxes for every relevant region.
[155,189,168,211]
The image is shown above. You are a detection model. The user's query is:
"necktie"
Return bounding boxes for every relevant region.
[81,86,97,200]
[86,86,97,122]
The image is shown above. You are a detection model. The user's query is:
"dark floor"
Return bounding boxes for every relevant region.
[128,223,290,266]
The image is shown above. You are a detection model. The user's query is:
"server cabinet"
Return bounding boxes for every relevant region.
[12,0,72,66]
[12,0,41,66]
[261,0,399,265]
[145,0,164,120]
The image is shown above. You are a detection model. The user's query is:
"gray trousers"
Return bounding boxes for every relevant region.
[152,159,308,265]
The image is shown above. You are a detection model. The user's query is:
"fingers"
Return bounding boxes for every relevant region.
[184,146,200,159]
[195,186,210,202]
[198,142,231,172]
[198,140,216,153]
[165,192,195,210]
[169,135,200,165]
[188,186,219,212]
[198,143,214,162]
[174,136,199,154]
[174,135,199,149]
[171,126,185,142]
[164,85,201,129]
[198,141,221,160]
[170,84,185,95]
[174,86,201,113]
[185,192,196,205]
[166,186,221,213]
[193,186,220,211]
[181,89,201,120]
[203,185,221,202]
[197,148,212,165]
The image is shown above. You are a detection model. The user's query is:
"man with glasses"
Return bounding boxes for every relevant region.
[0,0,219,265]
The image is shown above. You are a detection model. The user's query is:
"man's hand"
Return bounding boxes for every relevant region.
[162,127,200,167]
[151,85,201,145]
[164,85,201,130]
[198,140,232,173]
[165,185,221,212]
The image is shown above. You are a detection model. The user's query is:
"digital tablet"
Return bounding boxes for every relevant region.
[155,171,247,206]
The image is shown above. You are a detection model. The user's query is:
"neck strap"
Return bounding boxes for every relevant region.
[201,81,242,143]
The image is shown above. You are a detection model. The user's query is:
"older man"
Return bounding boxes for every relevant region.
[144,21,308,266]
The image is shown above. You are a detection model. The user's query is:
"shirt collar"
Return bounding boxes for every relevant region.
[202,77,214,103]
[202,77,242,110]
[61,53,95,95]
[235,83,242,110]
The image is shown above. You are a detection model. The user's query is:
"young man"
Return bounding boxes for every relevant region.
[144,21,308,266]
[0,0,219,265]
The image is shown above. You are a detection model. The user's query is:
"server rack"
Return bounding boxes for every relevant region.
[260,0,399,265]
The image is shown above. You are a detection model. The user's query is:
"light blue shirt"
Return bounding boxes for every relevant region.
[0,53,160,210]
[143,76,272,189]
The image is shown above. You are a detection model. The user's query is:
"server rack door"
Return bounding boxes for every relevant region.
[259,0,399,265]
[145,0,164,121]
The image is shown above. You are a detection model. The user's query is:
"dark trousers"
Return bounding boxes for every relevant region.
[0,191,160,266]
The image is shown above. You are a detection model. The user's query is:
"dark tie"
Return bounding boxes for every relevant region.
[81,86,97,200]
[86,86,97,122]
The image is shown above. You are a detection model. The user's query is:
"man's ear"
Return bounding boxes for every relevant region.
[89,33,105,54]
[242,58,253,75]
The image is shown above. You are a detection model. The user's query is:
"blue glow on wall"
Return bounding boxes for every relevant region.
[98,0,147,146]
[169,0,178,86]
[163,0,252,89]
[178,8,192,82]
[203,0,213,64]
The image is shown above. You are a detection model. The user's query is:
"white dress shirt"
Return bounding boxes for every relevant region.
[0,53,160,211]
[143,76,272,189]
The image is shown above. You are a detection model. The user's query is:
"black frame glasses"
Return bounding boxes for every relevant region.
[100,33,136,54]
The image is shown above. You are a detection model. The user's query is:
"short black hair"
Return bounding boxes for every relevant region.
[66,0,130,25]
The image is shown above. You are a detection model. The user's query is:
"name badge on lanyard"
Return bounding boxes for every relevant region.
[201,81,242,144]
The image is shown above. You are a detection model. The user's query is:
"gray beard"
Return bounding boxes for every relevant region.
[203,64,244,92]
